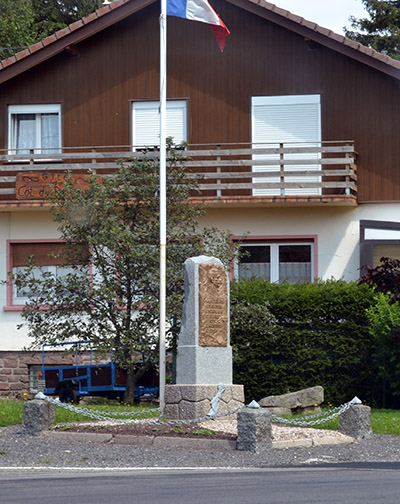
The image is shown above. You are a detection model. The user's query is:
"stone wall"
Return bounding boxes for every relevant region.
[0,351,100,399]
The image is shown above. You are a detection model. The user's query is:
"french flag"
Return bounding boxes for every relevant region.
[167,0,230,51]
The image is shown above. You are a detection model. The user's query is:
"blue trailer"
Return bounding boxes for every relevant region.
[41,343,159,403]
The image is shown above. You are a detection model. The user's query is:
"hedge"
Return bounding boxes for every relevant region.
[230,279,378,406]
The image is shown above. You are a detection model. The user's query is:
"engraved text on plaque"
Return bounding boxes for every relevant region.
[199,263,228,347]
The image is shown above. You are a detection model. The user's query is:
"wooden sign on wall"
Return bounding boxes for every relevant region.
[16,173,96,200]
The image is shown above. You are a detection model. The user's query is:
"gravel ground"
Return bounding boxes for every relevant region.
[1,424,400,469]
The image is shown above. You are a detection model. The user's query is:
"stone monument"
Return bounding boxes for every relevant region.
[164,256,244,419]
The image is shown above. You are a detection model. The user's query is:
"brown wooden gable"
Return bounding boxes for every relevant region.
[1,0,400,84]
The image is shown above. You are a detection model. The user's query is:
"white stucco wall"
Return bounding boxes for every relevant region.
[0,210,59,350]
[199,202,400,282]
[0,203,399,351]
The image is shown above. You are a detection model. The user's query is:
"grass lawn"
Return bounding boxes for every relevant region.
[273,408,400,436]
[0,399,159,428]
[1,399,400,435]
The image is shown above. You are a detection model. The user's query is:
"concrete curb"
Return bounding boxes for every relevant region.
[272,435,355,450]
[43,430,354,451]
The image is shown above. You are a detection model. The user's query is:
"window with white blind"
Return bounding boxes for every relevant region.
[132,100,187,150]
[251,95,321,196]
[8,104,61,155]
[8,241,88,305]
[235,242,314,283]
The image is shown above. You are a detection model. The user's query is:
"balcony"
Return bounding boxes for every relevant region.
[0,141,357,208]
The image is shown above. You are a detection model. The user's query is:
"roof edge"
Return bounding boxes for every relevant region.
[228,0,400,79]
[1,0,400,83]
[0,0,156,85]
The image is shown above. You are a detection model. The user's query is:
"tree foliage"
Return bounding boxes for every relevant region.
[0,0,36,59]
[0,0,103,59]
[10,145,235,403]
[366,293,400,407]
[359,256,400,304]
[31,0,104,39]
[345,0,400,60]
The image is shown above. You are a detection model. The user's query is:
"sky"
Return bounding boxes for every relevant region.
[272,0,369,35]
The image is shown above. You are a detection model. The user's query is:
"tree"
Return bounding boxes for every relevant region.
[361,256,400,406]
[31,0,104,39]
[0,0,36,59]
[359,256,400,304]
[10,144,235,404]
[366,292,400,407]
[0,1,103,59]
[345,0,400,60]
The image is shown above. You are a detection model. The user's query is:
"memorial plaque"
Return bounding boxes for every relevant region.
[199,263,228,346]
[16,172,97,200]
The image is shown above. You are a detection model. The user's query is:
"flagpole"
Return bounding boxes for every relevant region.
[159,0,167,414]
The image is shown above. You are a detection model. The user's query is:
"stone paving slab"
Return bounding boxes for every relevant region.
[43,430,354,451]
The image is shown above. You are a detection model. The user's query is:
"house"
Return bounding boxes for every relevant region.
[0,0,399,398]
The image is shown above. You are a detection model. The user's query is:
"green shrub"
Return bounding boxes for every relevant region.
[366,293,400,407]
[231,279,377,405]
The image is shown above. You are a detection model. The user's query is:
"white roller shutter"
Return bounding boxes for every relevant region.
[251,95,321,196]
[132,100,187,149]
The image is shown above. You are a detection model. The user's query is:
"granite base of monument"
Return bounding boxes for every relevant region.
[176,346,233,384]
[164,384,244,420]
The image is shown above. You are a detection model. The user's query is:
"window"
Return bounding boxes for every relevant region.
[132,100,187,149]
[29,365,45,393]
[8,104,61,155]
[7,241,88,307]
[360,220,400,273]
[251,95,321,196]
[236,241,315,283]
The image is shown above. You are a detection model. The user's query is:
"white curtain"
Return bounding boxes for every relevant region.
[16,114,36,154]
[41,113,59,153]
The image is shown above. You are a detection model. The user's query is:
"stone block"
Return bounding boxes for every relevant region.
[264,407,292,416]
[163,403,180,419]
[179,384,216,402]
[164,386,182,404]
[176,336,233,384]
[339,404,372,440]
[164,384,244,419]
[22,399,56,436]
[179,399,210,419]
[13,369,28,376]
[259,386,324,409]
[237,408,272,452]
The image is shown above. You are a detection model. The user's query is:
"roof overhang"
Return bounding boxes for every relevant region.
[228,0,400,80]
[1,0,399,84]
[0,0,155,85]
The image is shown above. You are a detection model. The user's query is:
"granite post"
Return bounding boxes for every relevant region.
[164,256,244,419]
[22,399,56,436]
[338,404,373,440]
[236,407,273,452]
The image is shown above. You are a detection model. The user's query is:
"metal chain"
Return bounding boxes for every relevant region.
[38,392,241,427]
[37,392,360,429]
[270,400,355,427]
[94,408,160,417]
[43,397,161,424]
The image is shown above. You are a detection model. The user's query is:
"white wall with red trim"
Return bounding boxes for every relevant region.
[1,203,400,351]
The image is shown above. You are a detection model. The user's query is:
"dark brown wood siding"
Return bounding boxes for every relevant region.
[1,0,399,202]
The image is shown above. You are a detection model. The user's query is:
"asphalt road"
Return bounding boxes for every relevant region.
[1,465,400,504]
